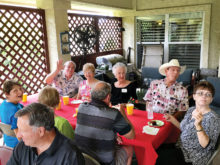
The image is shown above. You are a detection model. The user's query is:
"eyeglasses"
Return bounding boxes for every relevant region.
[195,92,212,98]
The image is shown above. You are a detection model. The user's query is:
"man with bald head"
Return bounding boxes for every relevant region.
[45,59,83,98]
[75,81,135,165]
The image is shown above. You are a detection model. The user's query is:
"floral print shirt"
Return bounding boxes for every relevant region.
[53,71,83,98]
[144,79,188,114]
[180,107,220,165]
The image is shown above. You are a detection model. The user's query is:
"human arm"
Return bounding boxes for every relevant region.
[192,110,210,148]
[164,113,180,129]
[118,104,135,139]
[13,128,21,141]
[45,59,63,84]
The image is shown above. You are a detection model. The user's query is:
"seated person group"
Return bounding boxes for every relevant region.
[0,59,219,165]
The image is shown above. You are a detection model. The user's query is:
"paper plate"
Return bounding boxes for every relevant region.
[71,100,83,104]
[148,120,164,127]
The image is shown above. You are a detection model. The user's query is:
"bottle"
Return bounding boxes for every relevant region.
[147,102,154,119]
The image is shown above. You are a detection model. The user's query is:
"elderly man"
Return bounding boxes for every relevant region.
[7,103,84,165]
[75,81,135,165]
[45,59,83,98]
[144,59,189,120]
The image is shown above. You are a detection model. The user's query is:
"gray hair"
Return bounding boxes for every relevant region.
[64,61,76,70]
[91,82,111,100]
[112,62,127,76]
[15,103,54,131]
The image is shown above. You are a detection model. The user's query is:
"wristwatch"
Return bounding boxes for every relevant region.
[196,128,204,132]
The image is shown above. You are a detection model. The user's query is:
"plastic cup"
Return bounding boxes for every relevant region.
[147,102,154,119]
[75,108,78,114]
[63,96,69,105]
[126,103,134,115]
[56,101,61,110]
[22,93,27,103]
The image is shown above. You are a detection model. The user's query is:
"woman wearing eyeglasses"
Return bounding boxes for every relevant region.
[156,81,220,165]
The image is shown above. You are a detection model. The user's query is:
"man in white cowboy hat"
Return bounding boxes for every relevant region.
[144,59,189,119]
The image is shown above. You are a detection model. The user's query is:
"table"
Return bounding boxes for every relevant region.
[121,110,180,165]
[22,94,80,129]
[23,94,180,165]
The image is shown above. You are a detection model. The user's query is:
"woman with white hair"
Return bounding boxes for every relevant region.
[111,62,137,105]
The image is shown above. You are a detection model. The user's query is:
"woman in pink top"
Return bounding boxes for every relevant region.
[77,63,100,101]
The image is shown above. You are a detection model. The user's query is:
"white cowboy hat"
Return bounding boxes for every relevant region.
[159,59,186,76]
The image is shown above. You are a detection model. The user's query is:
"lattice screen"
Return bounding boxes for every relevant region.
[68,13,122,56]
[68,14,95,56]
[98,17,122,52]
[0,5,49,99]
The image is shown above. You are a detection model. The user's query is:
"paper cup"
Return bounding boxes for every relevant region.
[63,96,69,105]
[22,93,28,103]
[126,103,134,115]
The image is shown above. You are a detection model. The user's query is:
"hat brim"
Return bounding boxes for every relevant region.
[159,64,186,76]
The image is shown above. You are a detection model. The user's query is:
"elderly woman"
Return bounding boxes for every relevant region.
[111,62,137,105]
[156,81,220,165]
[77,63,100,101]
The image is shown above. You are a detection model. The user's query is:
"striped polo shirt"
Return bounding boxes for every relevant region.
[74,100,131,164]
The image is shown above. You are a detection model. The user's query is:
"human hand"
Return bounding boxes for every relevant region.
[116,136,123,145]
[119,104,126,114]
[164,113,176,124]
[192,109,203,127]
[56,59,64,72]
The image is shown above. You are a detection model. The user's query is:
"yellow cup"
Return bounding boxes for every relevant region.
[63,96,69,105]
[75,108,78,114]
[22,93,27,103]
[126,103,134,115]
[56,101,61,110]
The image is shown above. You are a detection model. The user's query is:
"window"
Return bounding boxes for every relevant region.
[136,12,203,69]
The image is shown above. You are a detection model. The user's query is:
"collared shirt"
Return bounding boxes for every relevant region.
[7,128,85,165]
[144,79,188,114]
[180,107,220,165]
[53,71,83,98]
[75,99,131,164]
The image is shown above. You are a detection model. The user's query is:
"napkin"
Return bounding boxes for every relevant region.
[142,125,159,135]
[71,100,83,104]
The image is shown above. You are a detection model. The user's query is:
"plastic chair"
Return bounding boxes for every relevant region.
[82,153,100,165]
[0,146,13,165]
[0,122,16,137]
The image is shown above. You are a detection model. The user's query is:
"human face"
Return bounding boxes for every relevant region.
[193,89,213,107]
[64,62,75,78]
[115,67,126,82]
[5,85,23,104]
[165,66,180,83]
[17,115,41,147]
[84,69,94,80]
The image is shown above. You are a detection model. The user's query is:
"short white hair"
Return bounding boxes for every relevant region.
[64,61,76,70]
[112,62,127,76]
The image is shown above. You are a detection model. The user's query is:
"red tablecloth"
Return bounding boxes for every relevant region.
[22,94,80,129]
[23,94,180,165]
[121,110,180,165]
